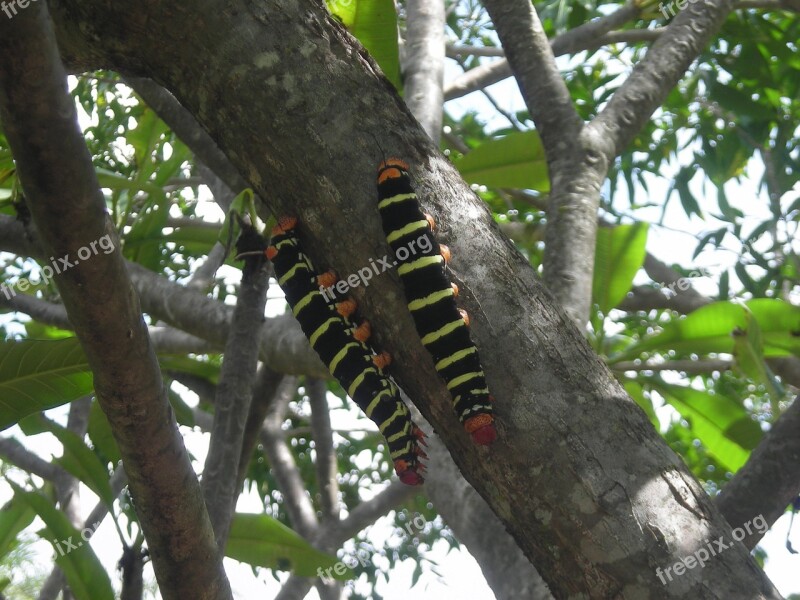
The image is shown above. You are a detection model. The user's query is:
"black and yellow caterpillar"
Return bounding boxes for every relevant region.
[376,159,496,445]
[266,217,426,485]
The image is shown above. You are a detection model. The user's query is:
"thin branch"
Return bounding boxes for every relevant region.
[307,378,339,521]
[0,292,215,355]
[0,437,64,481]
[444,4,646,101]
[404,0,446,141]
[262,377,318,537]
[716,394,800,549]
[202,244,270,549]
[236,366,284,490]
[479,0,583,159]
[591,0,737,157]
[611,358,732,374]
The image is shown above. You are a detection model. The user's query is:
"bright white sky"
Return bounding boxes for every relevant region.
[1,44,799,598]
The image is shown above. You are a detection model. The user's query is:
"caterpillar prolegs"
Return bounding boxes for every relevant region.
[266,217,426,485]
[376,160,497,446]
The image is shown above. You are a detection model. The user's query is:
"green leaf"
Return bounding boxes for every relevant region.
[648,380,760,472]
[731,308,785,408]
[612,299,800,362]
[0,339,93,431]
[326,0,401,90]
[19,414,114,509]
[593,223,649,313]
[124,197,169,270]
[451,130,550,192]
[88,400,121,466]
[226,512,348,579]
[623,380,658,428]
[0,495,36,561]
[9,484,114,600]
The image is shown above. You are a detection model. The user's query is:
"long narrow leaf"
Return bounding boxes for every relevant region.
[226,512,349,579]
[612,299,800,362]
[0,339,93,430]
[9,484,114,600]
[649,380,761,472]
[593,223,649,313]
[0,495,35,561]
[452,130,550,192]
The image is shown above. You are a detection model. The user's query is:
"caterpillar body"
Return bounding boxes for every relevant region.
[266,217,426,485]
[376,160,496,445]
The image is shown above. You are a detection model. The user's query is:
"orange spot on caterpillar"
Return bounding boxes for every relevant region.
[373,351,391,369]
[451,282,459,297]
[440,244,451,263]
[425,213,436,231]
[265,246,278,260]
[337,298,357,318]
[353,320,371,342]
[317,270,337,288]
[459,308,470,326]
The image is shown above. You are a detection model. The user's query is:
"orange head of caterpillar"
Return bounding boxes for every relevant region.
[271,216,298,236]
[377,158,410,185]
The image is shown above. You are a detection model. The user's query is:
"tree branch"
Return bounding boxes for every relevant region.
[261,377,318,538]
[591,0,736,157]
[479,0,582,160]
[404,0,446,140]
[716,394,800,549]
[0,5,230,597]
[307,378,339,522]
[444,4,647,101]
[0,437,64,481]
[201,246,270,549]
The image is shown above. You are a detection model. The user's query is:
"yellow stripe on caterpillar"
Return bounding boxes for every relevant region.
[420,318,466,345]
[386,220,429,244]
[434,346,477,371]
[309,317,340,347]
[446,371,483,391]
[378,192,416,210]
[408,288,454,312]
[397,255,442,276]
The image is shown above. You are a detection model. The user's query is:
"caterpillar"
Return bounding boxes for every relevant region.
[266,216,426,485]
[376,159,496,446]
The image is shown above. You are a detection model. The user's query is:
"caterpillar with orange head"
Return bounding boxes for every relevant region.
[266,217,426,485]
[376,159,496,446]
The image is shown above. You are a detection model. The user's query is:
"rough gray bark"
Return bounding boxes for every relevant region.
[33,0,783,596]
[424,435,552,599]
[0,4,230,598]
